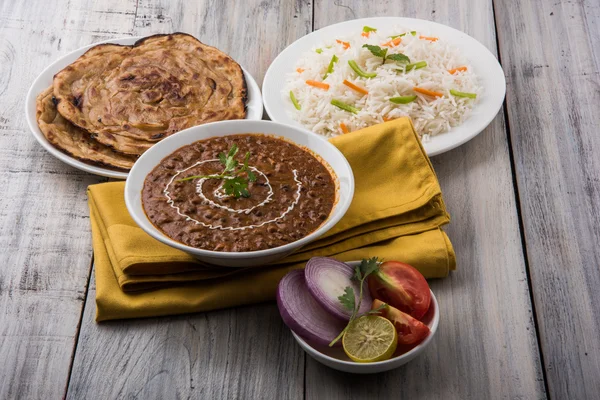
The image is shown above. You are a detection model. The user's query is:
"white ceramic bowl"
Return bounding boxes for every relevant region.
[125,120,354,267]
[291,280,439,374]
[25,36,264,179]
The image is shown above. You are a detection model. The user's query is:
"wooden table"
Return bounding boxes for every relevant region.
[1,0,598,398]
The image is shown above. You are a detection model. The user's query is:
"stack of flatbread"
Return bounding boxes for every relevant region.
[36,33,247,171]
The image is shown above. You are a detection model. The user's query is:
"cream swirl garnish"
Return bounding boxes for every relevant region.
[195,166,273,214]
[164,159,303,231]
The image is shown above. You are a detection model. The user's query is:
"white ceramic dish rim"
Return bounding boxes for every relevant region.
[25,35,264,180]
[262,16,506,156]
[291,288,439,368]
[124,119,355,259]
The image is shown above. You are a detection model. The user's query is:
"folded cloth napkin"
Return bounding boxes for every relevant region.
[88,118,455,321]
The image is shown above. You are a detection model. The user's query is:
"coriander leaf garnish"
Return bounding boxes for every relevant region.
[223,176,251,198]
[223,145,239,172]
[360,257,380,278]
[339,287,356,312]
[362,44,410,65]
[363,44,388,60]
[329,257,382,346]
[387,53,410,64]
[352,256,380,281]
[177,144,256,199]
[366,302,387,315]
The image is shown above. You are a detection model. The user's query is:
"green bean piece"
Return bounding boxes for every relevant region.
[331,99,361,114]
[390,31,417,39]
[348,60,377,78]
[389,95,417,104]
[404,61,427,72]
[290,91,301,110]
[450,89,477,99]
[323,55,339,79]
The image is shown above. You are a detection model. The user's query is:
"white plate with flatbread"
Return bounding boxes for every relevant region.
[26,36,263,179]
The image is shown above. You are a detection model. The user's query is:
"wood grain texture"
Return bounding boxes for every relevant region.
[494,0,600,398]
[0,0,137,397]
[11,0,600,397]
[306,1,546,399]
[67,273,304,400]
[65,1,313,398]
[129,0,312,83]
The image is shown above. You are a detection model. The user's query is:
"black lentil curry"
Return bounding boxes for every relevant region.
[142,134,337,252]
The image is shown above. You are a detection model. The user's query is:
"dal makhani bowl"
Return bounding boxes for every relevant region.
[125,120,354,267]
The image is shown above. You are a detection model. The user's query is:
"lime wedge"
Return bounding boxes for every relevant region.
[342,316,398,363]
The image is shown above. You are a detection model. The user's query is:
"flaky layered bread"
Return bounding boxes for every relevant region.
[36,87,137,171]
[53,33,247,155]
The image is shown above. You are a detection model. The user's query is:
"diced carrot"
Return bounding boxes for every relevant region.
[361,31,370,38]
[413,87,443,97]
[340,123,349,134]
[448,66,467,74]
[296,68,305,73]
[306,80,330,90]
[343,79,369,95]
[419,36,438,42]
[383,116,395,122]
[336,39,351,49]
[382,37,402,47]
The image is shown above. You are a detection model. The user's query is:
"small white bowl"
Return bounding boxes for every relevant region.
[125,120,354,267]
[25,36,264,179]
[292,285,439,374]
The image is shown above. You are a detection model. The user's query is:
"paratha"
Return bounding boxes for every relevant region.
[53,33,247,155]
[36,87,137,171]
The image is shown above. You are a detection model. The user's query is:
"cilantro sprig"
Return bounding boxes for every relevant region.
[178,144,257,198]
[362,44,410,65]
[329,257,386,347]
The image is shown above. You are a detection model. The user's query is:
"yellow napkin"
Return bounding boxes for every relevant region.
[89,118,455,321]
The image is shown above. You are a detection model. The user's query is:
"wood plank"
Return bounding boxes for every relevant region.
[0,0,139,398]
[67,272,304,400]
[66,1,312,398]
[494,0,600,398]
[305,1,546,399]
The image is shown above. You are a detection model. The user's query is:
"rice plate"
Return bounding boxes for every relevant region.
[283,26,482,140]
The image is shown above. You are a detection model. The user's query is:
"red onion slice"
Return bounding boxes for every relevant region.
[276,270,345,347]
[304,257,373,321]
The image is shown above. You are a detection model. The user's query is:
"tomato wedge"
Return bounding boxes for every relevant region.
[372,299,430,345]
[367,261,431,319]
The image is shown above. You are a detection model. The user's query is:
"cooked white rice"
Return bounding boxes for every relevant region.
[283,26,482,139]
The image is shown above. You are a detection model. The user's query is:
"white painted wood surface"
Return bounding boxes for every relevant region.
[1,0,598,398]
[306,1,546,399]
[68,273,305,400]
[65,0,312,398]
[0,0,128,397]
[495,0,600,398]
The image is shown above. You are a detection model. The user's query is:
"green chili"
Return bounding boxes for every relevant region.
[404,61,427,72]
[315,48,323,54]
[450,89,477,99]
[290,91,301,110]
[348,60,377,78]
[323,55,339,79]
[390,31,417,39]
[389,95,417,104]
[331,99,361,114]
